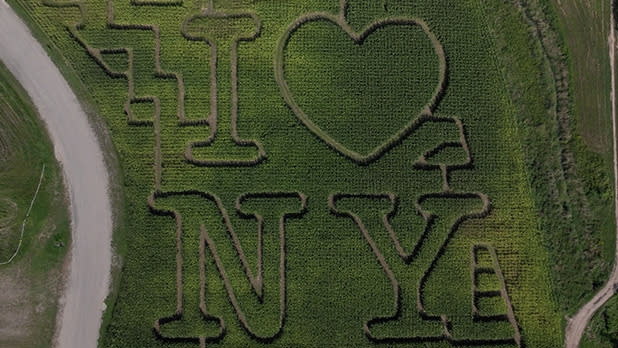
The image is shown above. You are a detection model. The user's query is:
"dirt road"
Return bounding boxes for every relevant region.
[564,4,618,348]
[0,3,113,348]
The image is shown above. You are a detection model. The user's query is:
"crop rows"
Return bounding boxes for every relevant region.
[275,0,447,165]
[149,190,307,345]
[45,0,267,189]
[15,0,566,346]
[328,188,521,346]
[471,244,521,346]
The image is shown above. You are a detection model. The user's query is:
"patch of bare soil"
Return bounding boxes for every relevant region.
[0,220,64,348]
[0,267,33,347]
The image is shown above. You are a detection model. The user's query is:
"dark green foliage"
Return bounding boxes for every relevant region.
[486,0,616,318]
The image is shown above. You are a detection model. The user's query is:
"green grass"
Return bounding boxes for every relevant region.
[0,61,70,348]
[8,0,567,346]
[0,61,69,267]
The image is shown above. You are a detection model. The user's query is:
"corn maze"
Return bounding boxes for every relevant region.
[13,0,564,346]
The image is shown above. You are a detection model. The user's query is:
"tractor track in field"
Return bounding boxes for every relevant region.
[564,3,618,347]
[0,2,113,348]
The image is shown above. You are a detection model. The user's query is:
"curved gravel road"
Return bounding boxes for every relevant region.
[0,2,113,348]
[564,5,618,348]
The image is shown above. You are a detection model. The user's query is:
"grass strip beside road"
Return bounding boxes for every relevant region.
[0,60,70,348]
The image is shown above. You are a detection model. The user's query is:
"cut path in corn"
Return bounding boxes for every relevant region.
[0,2,113,348]
[564,4,618,348]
